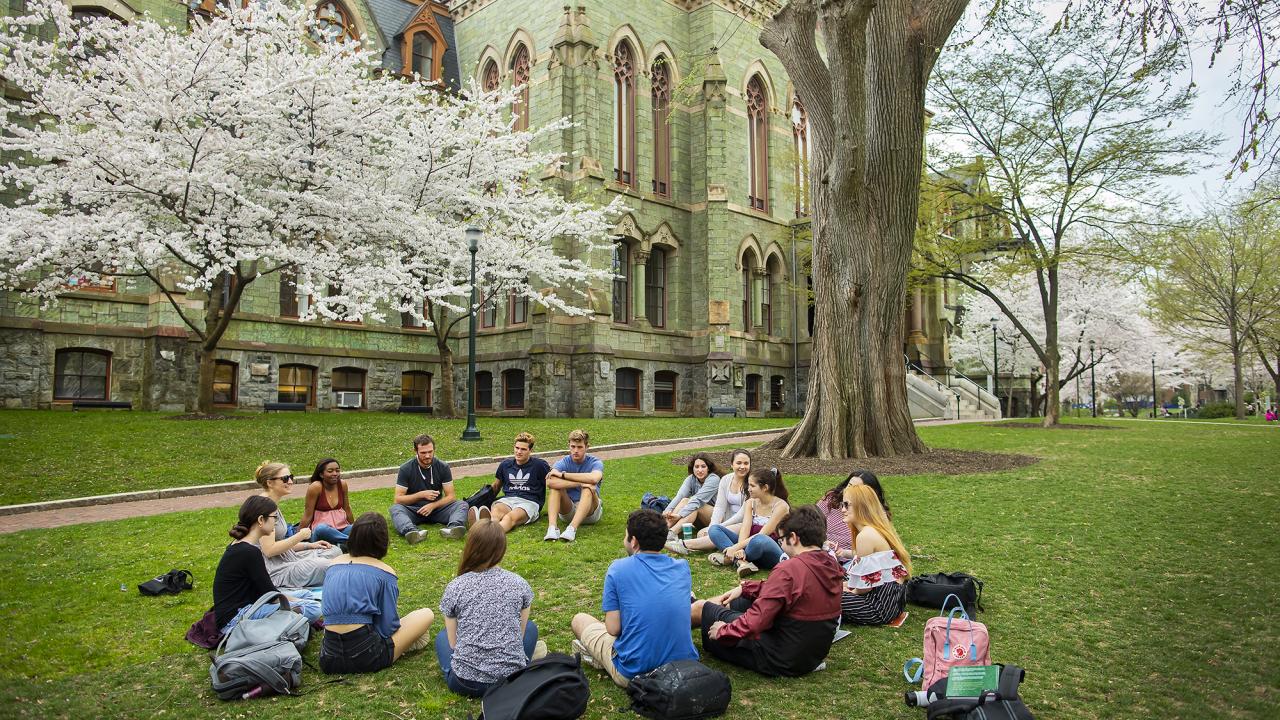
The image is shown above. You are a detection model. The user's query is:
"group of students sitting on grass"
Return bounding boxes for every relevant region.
[208,428,912,696]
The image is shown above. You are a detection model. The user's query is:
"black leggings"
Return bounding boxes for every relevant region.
[319,625,395,675]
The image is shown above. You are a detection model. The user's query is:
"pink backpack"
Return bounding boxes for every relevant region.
[904,594,991,689]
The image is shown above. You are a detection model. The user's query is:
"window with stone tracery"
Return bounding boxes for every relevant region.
[511,44,530,131]
[482,58,500,92]
[746,75,769,212]
[651,57,671,196]
[311,1,357,45]
[792,97,810,217]
[612,40,637,187]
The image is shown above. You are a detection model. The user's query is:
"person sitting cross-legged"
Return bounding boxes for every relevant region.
[570,509,699,688]
[543,429,604,543]
[473,431,550,533]
[390,433,468,543]
[690,504,843,677]
[318,513,435,675]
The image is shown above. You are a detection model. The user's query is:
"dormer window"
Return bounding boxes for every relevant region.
[401,8,446,81]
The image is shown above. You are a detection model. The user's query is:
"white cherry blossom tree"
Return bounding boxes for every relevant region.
[0,0,621,413]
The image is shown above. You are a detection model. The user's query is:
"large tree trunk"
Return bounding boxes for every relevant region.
[436,335,457,418]
[194,268,249,414]
[1230,325,1245,419]
[760,0,966,459]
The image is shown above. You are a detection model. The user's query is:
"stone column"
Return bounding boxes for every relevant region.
[632,249,649,325]
[907,288,927,344]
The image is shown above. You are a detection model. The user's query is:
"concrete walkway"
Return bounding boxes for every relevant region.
[0,430,785,534]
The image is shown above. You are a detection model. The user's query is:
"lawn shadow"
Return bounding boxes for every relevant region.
[674,447,1040,477]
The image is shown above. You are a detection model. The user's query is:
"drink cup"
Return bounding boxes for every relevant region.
[682,525,693,541]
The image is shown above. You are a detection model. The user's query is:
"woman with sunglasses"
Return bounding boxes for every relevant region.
[212,495,321,636]
[299,458,354,545]
[706,467,790,578]
[840,484,911,625]
[817,470,891,560]
[255,461,340,588]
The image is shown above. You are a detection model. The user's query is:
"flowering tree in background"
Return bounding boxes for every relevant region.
[0,0,620,413]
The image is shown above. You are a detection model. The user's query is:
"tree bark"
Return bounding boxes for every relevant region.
[436,334,457,418]
[195,268,250,414]
[760,0,967,458]
[1230,325,1245,419]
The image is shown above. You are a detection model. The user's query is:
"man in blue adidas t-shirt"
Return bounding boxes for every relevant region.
[543,428,603,543]
[476,431,550,533]
[570,509,699,687]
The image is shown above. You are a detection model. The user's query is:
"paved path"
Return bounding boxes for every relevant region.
[0,431,785,534]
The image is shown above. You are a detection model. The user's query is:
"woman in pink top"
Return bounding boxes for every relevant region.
[300,458,355,545]
[817,470,890,560]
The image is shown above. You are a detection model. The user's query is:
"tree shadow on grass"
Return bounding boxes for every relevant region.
[675,447,1040,477]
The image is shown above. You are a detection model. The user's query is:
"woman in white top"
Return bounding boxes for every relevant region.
[840,483,911,625]
[666,449,751,555]
[255,461,341,588]
[706,467,790,578]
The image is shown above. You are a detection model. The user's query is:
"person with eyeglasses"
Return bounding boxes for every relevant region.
[839,484,911,626]
[255,460,340,588]
[706,467,790,578]
[817,470,891,561]
[211,495,322,636]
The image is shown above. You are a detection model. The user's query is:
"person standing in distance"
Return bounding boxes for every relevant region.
[543,429,604,543]
[390,433,468,543]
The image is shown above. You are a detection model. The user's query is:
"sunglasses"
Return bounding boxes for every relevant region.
[274,474,295,484]
[840,501,851,511]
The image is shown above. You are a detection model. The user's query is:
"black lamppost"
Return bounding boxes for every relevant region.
[990,317,999,406]
[461,227,482,442]
[1151,352,1158,419]
[1089,339,1097,418]
[1075,370,1081,418]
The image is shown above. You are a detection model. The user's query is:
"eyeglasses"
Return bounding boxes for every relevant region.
[274,474,294,484]
[265,513,279,520]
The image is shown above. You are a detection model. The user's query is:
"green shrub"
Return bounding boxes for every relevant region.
[1198,401,1236,418]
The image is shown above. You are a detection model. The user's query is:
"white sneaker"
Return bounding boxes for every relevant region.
[665,539,689,555]
[532,640,548,660]
[571,639,601,669]
[667,529,678,542]
[409,632,432,652]
[470,505,492,524]
[405,529,427,545]
[440,525,466,540]
[813,661,827,672]
[708,552,730,566]
[543,526,560,542]
[559,525,577,542]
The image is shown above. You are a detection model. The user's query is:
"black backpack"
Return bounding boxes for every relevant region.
[627,659,731,720]
[918,664,1034,720]
[480,652,590,720]
[907,572,985,616]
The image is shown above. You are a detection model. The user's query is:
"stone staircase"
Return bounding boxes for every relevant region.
[904,365,1002,421]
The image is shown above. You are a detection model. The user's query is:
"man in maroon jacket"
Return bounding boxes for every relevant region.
[690,504,843,676]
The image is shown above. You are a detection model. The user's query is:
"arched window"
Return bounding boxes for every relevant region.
[401,371,432,407]
[476,371,493,409]
[511,44,531,131]
[311,1,357,44]
[213,360,238,405]
[654,370,677,411]
[503,369,525,409]
[278,364,316,406]
[645,248,666,327]
[745,373,762,411]
[615,368,640,409]
[746,75,769,212]
[651,57,671,196]
[770,375,786,412]
[742,249,759,331]
[792,98,809,217]
[54,348,110,400]
[405,27,444,81]
[612,40,637,187]
[332,367,366,408]
[482,58,500,92]
[612,241,630,323]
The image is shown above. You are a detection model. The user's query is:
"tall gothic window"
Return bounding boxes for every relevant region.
[645,248,666,328]
[792,98,810,217]
[311,1,357,44]
[742,249,758,331]
[651,57,671,196]
[613,40,637,187]
[511,44,530,131]
[482,58,500,92]
[746,75,769,212]
[612,241,630,323]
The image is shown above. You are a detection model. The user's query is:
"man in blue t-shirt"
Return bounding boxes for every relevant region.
[477,431,550,533]
[543,428,603,543]
[570,509,698,687]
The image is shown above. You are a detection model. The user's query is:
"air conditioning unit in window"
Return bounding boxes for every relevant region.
[335,391,363,408]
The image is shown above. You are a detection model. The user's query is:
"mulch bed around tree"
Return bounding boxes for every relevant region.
[163,413,253,421]
[674,447,1040,477]
[988,422,1120,430]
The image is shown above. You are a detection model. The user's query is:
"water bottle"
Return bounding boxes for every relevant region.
[242,684,266,700]
[681,525,693,541]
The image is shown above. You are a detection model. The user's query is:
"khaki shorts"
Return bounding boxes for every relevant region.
[557,489,603,525]
[577,620,628,688]
[494,496,540,524]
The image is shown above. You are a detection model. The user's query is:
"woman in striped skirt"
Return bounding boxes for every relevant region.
[840,484,911,625]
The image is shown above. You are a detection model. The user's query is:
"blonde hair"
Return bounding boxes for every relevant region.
[254,461,288,490]
[844,484,911,575]
[568,429,589,445]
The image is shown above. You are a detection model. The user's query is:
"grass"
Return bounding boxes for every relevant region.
[0,418,1277,719]
[0,412,795,505]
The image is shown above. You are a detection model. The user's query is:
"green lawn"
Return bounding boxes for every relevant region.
[0,418,1276,719]
[0,412,795,505]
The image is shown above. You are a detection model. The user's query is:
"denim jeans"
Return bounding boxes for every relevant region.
[311,523,350,544]
[707,525,784,569]
[219,590,321,635]
[434,621,539,697]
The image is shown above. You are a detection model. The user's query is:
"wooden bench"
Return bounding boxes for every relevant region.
[71,400,132,410]
[263,402,306,412]
[708,405,738,418]
[396,405,434,414]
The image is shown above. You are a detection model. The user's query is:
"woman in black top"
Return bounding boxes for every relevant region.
[212,496,321,634]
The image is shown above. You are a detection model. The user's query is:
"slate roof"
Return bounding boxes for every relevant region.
[365,0,461,92]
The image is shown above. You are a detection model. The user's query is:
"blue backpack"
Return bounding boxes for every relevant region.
[640,492,669,513]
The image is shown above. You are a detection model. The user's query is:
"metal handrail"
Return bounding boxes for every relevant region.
[905,357,962,417]
[949,369,1000,409]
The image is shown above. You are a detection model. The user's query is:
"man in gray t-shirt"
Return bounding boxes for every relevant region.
[389,433,468,543]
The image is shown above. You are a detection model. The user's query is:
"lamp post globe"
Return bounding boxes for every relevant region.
[461,227,482,442]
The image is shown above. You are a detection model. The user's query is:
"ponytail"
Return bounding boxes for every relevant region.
[231,495,277,539]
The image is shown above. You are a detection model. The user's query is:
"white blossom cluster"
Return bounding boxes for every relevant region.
[0,0,624,329]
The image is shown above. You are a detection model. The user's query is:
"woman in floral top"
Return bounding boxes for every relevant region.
[840,484,911,625]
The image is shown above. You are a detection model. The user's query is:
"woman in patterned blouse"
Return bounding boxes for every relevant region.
[840,484,912,625]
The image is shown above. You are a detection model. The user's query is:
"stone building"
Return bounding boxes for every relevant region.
[1,0,975,418]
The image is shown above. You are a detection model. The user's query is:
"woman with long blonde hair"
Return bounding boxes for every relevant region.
[254,460,340,588]
[840,484,911,625]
